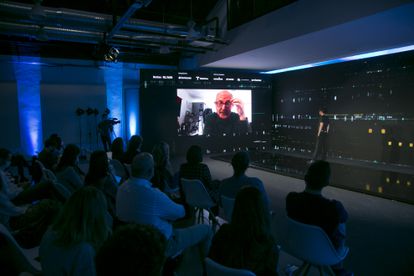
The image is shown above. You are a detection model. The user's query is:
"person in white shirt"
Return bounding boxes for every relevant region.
[116,152,212,258]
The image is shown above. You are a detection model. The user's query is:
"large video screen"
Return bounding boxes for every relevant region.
[177,89,252,136]
[140,70,272,155]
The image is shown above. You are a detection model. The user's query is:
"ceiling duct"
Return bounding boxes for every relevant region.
[0,1,226,62]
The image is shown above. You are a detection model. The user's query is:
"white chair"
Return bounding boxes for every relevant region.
[205,257,256,276]
[181,178,218,229]
[284,218,349,276]
[0,223,41,275]
[221,195,235,222]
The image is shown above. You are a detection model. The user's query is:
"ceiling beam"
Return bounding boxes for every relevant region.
[106,0,152,40]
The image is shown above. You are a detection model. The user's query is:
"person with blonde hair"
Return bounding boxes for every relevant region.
[40,186,111,276]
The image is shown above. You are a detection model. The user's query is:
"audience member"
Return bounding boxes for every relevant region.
[123,135,143,164]
[209,186,278,275]
[179,145,218,216]
[220,151,269,209]
[151,141,174,193]
[116,153,212,259]
[110,137,124,162]
[38,136,61,171]
[286,160,349,275]
[96,224,167,276]
[85,150,118,216]
[55,144,84,193]
[40,187,111,276]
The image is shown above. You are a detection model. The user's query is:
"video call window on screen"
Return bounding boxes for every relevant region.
[177,89,252,136]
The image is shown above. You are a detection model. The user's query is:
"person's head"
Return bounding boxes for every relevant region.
[231,186,271,241]
[110,137,124,159]
[319,107,327,116]
[304,160,331,190]
[152,141,170,168]
[186,145,202,164]
[131,152,154,179]
[127,135,143,153]
[49,133,63,151]
[56,144,80,171]
[0,148,12,169]
[52,186,110,249]
[85,150,109,184]
[215,90,233,119]
[231,151,250,176]
[96,224,167,276]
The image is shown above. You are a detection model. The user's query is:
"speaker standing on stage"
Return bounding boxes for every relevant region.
[312,107,329,161]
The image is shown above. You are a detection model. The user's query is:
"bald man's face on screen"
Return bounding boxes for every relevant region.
[215,91,233,119]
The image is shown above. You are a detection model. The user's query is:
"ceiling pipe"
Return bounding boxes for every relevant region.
[106,0,152,40]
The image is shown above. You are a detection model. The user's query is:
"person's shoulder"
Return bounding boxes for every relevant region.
[229,112,240,121]
[205,112,219,121]
[286,191,302,201]
[247,176,264,185]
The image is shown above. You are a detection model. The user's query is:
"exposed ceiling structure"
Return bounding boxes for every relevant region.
[0,0,224,65]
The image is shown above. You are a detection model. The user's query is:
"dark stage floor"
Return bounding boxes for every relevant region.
[211,150,414,205]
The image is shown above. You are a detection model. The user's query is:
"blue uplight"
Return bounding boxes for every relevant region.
[262,45,414,74]
[104,62,123,139]
[13,56,43,156]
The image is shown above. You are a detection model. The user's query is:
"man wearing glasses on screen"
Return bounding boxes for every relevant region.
[204,90,248,136]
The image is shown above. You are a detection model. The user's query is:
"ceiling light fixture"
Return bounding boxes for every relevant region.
[104,46,120,62]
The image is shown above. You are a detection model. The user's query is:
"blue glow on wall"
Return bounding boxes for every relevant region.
[128,110,137,137]
[262,45,414,74]
[13,56,43,156]
[104,62,123,139]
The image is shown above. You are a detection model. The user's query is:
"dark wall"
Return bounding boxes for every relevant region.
[272,50,414,166]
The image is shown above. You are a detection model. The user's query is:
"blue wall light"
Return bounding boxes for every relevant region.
[13,56,43,156]
[104,62,124,139]
[262,45,414,74]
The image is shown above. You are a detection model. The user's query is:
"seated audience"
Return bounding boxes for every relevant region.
[123,135,143,164]
[96,224,167,276]
[40,187,111,276]
[110,137,124,162]
[286,160,349,274]
[116,153,212,259]
[209,186,279,276]
[85,150,118,216]
[151,141,174,193]
[1,148,61,248]
[55,144,84,193]
[220,151,269,209]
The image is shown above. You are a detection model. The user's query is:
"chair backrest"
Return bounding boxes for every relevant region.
[181,178,215,209]
[205,258,256,276]
[0,223,41,274]
[285,217,349,266]
[221,195,235,222]
[109,159,128,179]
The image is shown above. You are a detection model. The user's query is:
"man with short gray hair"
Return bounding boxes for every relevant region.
[116,152,212,258]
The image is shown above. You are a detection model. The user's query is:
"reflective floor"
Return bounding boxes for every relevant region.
[211,150,414,204]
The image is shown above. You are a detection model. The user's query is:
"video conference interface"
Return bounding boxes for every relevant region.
[140,70,272,153]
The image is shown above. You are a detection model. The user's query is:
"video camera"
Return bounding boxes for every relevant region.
[109,118,121,125]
